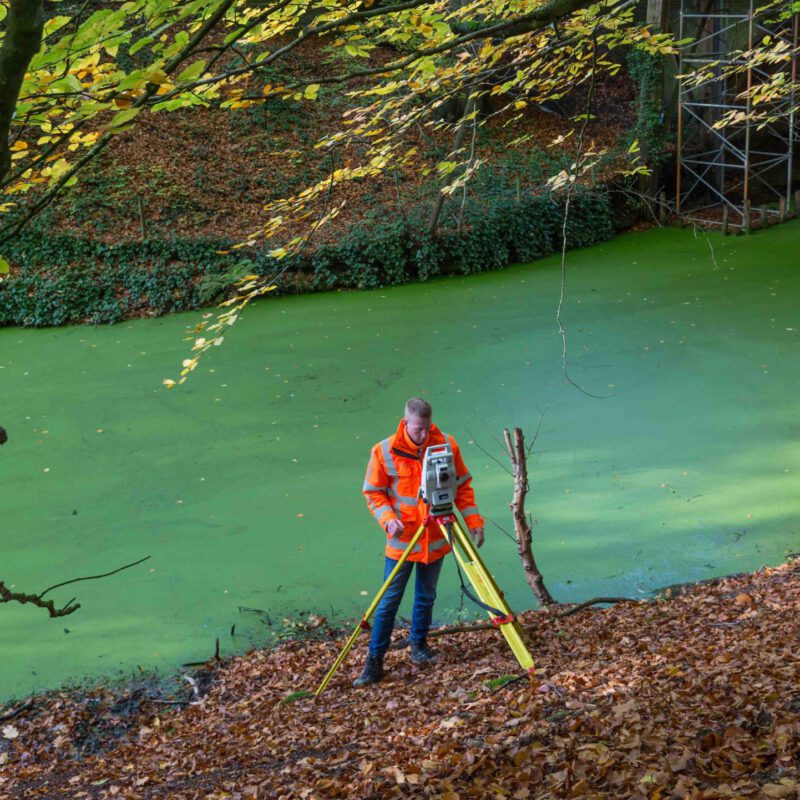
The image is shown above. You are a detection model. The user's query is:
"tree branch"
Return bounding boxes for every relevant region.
[1,556,151,618]
[38,555,151,598]
[0,0,237,244]
[149,0,616,104]
[555,30,613,400]
[0,582,82,617]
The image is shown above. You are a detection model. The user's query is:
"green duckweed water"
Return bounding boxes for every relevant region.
[2,223,799,701]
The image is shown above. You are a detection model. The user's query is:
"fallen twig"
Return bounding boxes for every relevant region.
[428,623,495,638]
[429,598,639,636]
[0,697,33,721]
[556,597,638,618]
[182,638,222,668]
[708,619,751,628]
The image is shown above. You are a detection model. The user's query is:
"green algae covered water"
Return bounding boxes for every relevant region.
[2,223,799,700]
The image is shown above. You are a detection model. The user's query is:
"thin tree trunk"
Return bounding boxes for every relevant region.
[428,92,477,236]
[637,0,671,203]
[0,0,46,182]
[503,427,555,606]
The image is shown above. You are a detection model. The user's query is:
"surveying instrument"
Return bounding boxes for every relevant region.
[315,443,535,695]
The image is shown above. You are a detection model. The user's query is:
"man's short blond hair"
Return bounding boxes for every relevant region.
[405,397,432,419]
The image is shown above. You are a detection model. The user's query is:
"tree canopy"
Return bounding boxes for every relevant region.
[0,1,795,320]
[0,0,672,247]
[9,0,796,380]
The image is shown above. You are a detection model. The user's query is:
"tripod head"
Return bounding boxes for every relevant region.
[420,444,457,516]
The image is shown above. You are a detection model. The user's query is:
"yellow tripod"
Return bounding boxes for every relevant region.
[315,513,534,696]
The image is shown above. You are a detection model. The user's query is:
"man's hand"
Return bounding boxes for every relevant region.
[385,519,405,537]
[470,527,485,548]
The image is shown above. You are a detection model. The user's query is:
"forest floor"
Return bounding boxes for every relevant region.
[2,558,799,800]
[28,35,638,247]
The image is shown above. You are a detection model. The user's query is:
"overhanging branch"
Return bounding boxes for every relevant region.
[1,555,151,618]
[0,0,237,244]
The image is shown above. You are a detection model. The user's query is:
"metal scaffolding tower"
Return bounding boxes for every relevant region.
[676,0,798,227]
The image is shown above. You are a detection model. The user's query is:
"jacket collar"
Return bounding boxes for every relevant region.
[391,419,445,460]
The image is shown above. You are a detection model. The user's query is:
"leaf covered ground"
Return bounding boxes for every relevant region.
[31,34,637,247]
[3,559,799,800]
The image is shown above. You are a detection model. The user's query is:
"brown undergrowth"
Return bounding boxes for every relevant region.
[34,35,637,247]
[2,559,799,799]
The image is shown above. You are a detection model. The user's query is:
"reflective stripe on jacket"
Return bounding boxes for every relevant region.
[362,419,484,564]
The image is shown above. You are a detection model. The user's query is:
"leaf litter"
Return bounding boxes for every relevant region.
[2,559,800,799]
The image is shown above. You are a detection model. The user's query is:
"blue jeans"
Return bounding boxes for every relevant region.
[368,556,444,659]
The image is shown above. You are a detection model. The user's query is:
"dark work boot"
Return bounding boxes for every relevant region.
[410,641,437,665]
[353,654,384,687]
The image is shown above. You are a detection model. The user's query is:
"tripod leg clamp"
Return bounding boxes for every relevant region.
[359,619,371,631]
[426,513,456,526]
[491,613,515,627]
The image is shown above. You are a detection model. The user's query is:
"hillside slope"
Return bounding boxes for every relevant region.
[30,37,638,247]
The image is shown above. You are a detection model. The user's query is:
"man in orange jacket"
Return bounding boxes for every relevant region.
[355,397,485,687]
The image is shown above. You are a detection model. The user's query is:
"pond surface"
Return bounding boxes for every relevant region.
[2,223,799,701]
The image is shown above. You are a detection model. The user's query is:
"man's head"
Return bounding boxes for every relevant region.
[404,397,432,445]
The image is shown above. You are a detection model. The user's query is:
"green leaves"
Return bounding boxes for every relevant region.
[486,674,521,689]
[108,107,142,131]
[129,35,156,57]
[42,16,72,37]
[281,690,314,704]
[177,59,207,83]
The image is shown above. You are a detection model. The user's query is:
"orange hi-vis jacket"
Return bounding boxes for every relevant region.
[363,419,485,564]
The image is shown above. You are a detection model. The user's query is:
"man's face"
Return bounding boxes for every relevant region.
[405,413,431,445]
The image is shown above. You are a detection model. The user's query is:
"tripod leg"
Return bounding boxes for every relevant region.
[443,520,535,675]
[315,522,427,696]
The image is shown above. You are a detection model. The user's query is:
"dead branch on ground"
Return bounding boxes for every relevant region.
[0,698,33,721]
[555,596,639,618]
[428,595,641,640]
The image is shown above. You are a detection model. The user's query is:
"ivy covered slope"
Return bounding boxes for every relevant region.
[0,192,613,326]
[0,33,639,327]
[2,560,800,798]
